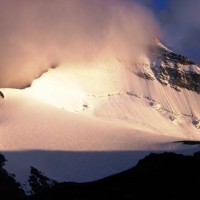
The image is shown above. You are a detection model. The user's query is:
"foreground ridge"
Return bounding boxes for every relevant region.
[1,151,200,199]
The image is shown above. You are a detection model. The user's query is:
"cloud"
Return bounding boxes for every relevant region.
[0,0,159,88]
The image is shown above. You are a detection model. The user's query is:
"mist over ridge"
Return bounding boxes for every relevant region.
[0,0,160,88]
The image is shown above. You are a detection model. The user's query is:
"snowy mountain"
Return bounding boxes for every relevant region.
[25,38,200,136]
[148,39,200,94]
[0,39,200,197]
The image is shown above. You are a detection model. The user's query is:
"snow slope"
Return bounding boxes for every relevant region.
[0,42,200,192]
[25,57,200,139]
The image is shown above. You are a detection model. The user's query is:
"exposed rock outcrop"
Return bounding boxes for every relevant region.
[0,154,25,199]
[29,167,57,194]
[135,40,200,94]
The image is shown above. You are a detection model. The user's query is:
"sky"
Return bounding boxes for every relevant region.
[139,0,200,64]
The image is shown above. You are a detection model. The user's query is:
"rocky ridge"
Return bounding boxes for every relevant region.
[135,39,200,94]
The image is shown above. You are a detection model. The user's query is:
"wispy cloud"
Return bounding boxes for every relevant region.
[0,0,159,88]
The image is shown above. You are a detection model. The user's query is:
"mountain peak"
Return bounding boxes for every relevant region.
[135,38,200,94]
[153,36,172,52]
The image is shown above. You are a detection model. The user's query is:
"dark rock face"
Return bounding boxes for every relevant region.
[158,48,195,65]
[137,43,200,94]
[175,140,200,145]
[0,91,4,98]
[155,47,200,94]
[192,119,200,129]
[1,151,200,199]
[136,72,155,80]
[30,151,200,200]
[152,47,200,93]
[0,154,26,199]
[29,167,57,194]
[152,65,200,93]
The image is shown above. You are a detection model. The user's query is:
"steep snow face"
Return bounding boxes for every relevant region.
[24,42,200,139]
